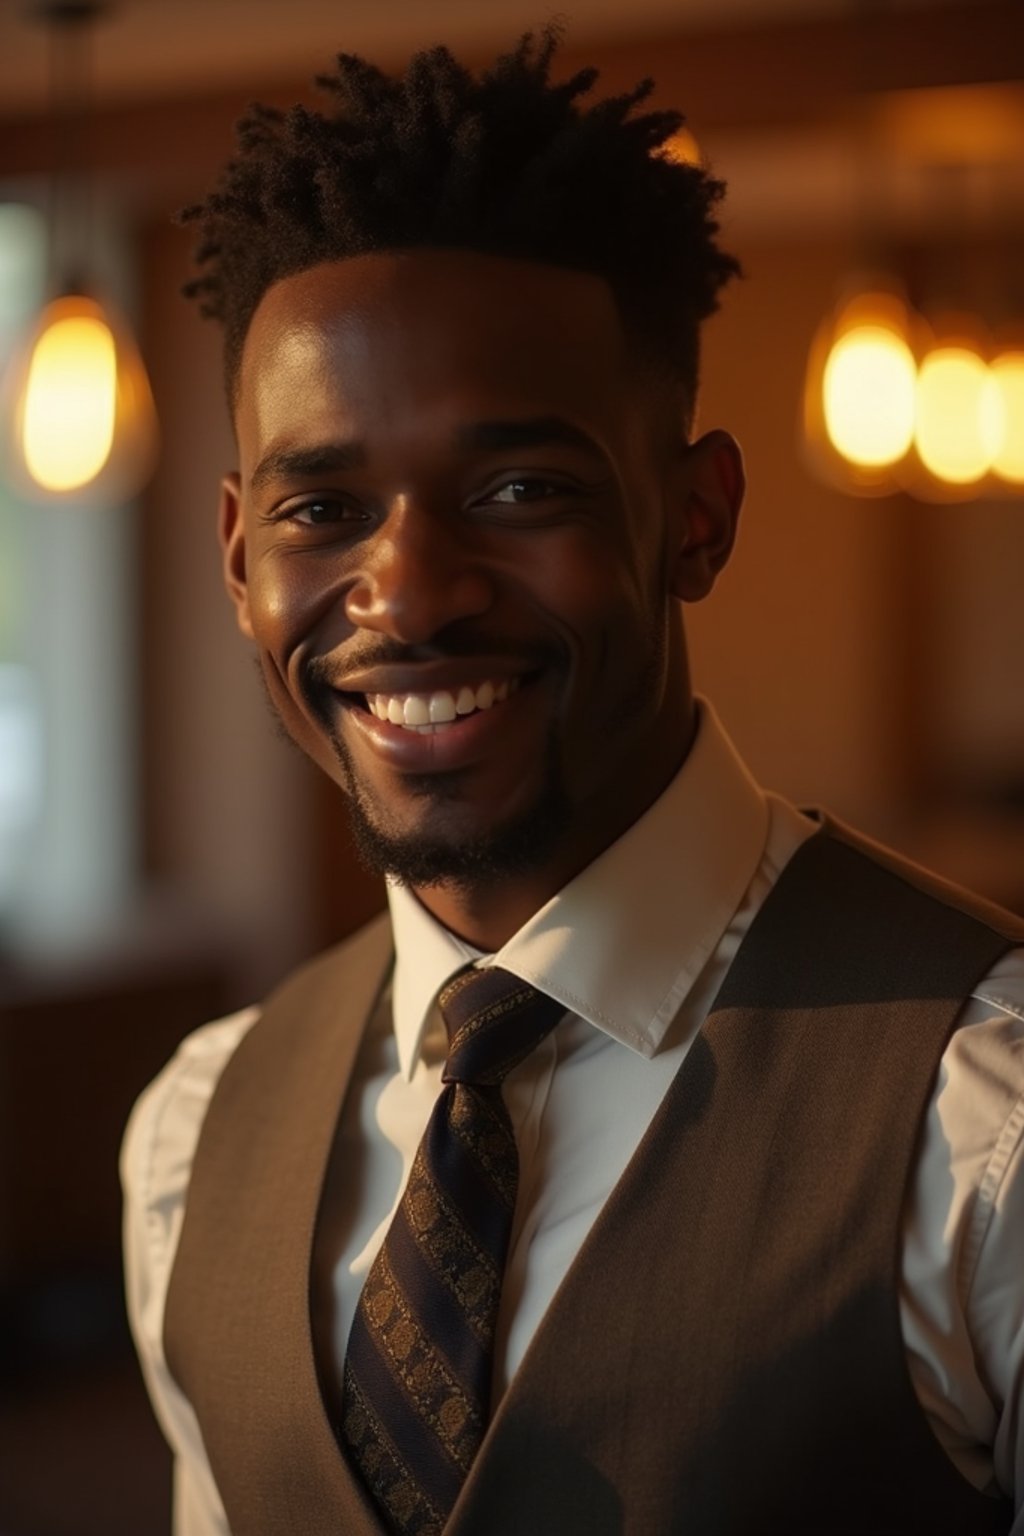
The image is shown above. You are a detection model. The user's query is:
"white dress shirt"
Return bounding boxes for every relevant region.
[121,703,1024,1536]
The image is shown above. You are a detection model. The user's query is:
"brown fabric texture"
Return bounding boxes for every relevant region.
[163,825,1021,1535]
[164,912,392,1536]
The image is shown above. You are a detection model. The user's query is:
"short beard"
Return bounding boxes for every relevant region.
[252,655,570,891]
[326,717,569,892]
[256,600,670,896]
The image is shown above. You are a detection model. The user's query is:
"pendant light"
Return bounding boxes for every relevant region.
[804,278,924,494]
[910,317,1000,496]
[1,1,158,508]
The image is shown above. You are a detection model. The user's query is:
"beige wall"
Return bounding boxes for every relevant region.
[690,235,898,827]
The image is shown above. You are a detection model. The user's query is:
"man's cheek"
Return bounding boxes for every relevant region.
[256,650,305,734]
[253,646,335,776]
[248,555,315,640]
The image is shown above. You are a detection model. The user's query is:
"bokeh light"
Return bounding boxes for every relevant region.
[915,346,1001,486]
[822,324,918,468]
[4,291,159,506]
[987,351,1024,484]
[22,300,117,492]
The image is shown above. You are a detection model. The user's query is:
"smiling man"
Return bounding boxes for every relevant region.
[122,29,1024,1536]
[225,246,736,945]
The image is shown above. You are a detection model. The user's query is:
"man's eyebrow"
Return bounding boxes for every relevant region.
[249,441,367,493]
[249,419,606,492]
[456,417,607,460]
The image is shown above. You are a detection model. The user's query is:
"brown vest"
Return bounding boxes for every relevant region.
[164,823,1021,1534]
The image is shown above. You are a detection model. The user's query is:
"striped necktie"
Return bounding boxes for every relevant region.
[341,964,566,1534]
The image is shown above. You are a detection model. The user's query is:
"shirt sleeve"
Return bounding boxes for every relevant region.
[966,962,1024,1528]
[120,1007,260,1536]
[899,944,1024,1519]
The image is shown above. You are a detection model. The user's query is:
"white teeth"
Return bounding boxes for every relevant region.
[366,677,522,729]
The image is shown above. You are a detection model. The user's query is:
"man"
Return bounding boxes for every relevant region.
[122,28,1024,1536]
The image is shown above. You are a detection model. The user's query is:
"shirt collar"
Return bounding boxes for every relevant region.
[389,878,484,1079]
[387,699,769,1078]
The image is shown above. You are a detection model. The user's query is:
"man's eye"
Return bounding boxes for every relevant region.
[287,498,359,525]
[487,479,561,505]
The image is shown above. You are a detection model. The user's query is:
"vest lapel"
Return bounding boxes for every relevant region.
[164,912,394,1536]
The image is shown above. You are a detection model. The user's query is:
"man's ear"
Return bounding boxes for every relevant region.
[218,472,254,639]
[669,430,745,603]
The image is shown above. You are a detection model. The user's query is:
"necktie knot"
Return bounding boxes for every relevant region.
[438,964,566,1087]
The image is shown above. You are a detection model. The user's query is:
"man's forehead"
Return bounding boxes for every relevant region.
[242,251,625,370]
[236,249,635,439]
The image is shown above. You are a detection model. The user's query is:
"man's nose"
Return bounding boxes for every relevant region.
[343,504,495,644]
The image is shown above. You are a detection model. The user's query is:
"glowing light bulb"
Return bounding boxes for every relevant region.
[3,292,158,507]
[22,302,117,491]
[915,346,1000,486]
[822,325,917,468]
[988,351,1024,484]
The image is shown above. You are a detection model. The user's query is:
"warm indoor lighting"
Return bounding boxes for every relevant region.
[915,345,1001,486]
[988,351,1024,484]
[4,292,158,506]
[822,324,917,468]
[0,1,159,509]
[804,285,923,492]
[22,298,117,491]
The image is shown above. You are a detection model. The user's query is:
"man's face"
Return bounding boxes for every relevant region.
[221,250,737,895]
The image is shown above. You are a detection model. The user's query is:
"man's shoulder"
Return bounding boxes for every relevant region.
[812,812,1024,943]
[122,910,394,1211]
[193,909,395,1134]
[714,813,1024,1018]
[120,1003,261,1256]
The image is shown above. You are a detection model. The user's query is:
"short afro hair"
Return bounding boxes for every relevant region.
[181,25,739,418]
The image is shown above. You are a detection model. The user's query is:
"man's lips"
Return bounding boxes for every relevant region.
[335,657,535,698]
[333,672,540,773]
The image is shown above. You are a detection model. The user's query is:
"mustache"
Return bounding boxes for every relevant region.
[302,636,562,693]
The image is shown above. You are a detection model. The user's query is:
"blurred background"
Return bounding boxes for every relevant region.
[0,0,1021,1530]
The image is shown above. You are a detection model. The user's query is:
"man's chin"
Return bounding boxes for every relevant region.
[343,772,568,892]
